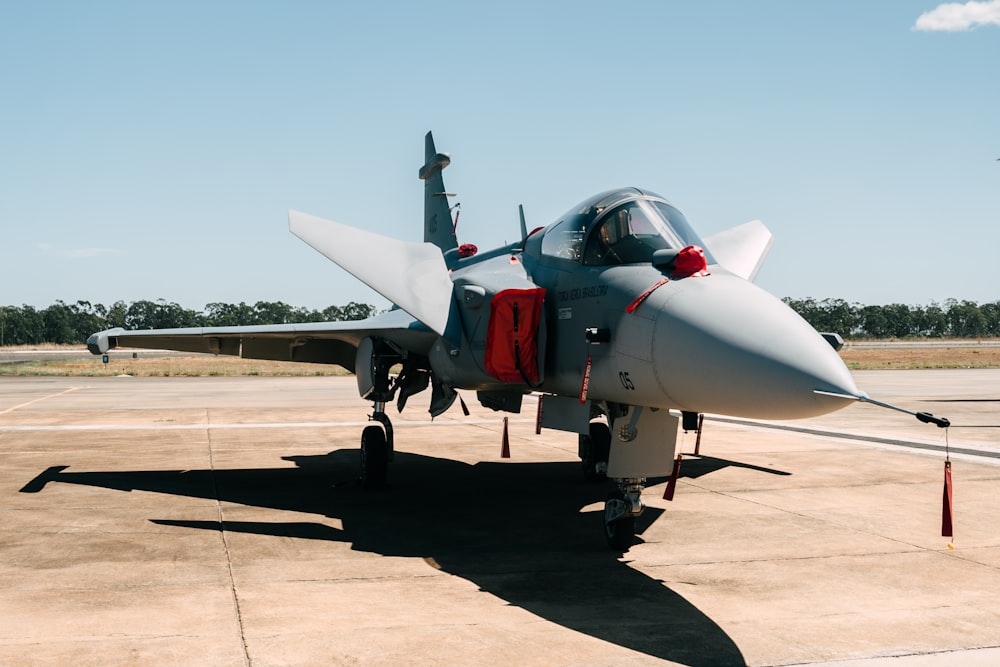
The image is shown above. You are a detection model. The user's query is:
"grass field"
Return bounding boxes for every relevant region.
[3,340,1000,376]
[839,342,1000,370]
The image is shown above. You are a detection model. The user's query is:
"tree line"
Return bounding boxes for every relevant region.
[2,297,999,346]
[0,300,378,346]
[782,298,1000,339]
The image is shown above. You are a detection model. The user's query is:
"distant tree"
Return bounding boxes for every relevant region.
[204,301,254,326]
[816,298,859,335]
[340,301,376,321]
[881,303,916,338]
[42,301,76,344]
[124,300,200,330]
[321,305,343,321]
[252,301,294,325]
[947,299,986,338]
[980,301,1000,337]
[1,305,44,345]
[67,300,107,343]
[914,302,948,337]
[20,306,44,344]
[857,305,891,338]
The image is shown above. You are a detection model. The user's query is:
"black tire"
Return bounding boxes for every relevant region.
[604,488,636,551]
[360,425,388,489]
[580,421,611,482]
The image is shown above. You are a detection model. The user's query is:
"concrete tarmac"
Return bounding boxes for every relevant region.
[1,371,999,666]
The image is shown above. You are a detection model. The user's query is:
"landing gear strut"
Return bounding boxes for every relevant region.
[579,421,610,482]
[604,478,645,551]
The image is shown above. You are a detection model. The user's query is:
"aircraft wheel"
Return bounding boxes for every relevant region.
[360,425,388,489]
[579,422,611,482]
[604,489,635,551]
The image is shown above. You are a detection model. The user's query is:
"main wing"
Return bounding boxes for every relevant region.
[87,308,437,374]
[703,220,773,282]
[289,210,454,337]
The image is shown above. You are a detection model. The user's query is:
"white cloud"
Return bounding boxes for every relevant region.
[914,0,1000,31]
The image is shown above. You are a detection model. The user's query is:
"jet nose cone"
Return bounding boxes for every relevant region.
[652,274,860,419]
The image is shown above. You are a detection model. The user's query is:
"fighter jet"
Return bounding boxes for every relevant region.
[88,132,947,549]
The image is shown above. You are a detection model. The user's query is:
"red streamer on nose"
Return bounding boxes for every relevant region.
[625,279,669,314]
[579,355,592,404]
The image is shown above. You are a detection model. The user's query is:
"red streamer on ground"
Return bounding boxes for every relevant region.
[501,417,511,459]
[694,414,704,456]
[942,460,954,538]
[579,355,592,404]
[664,454,683,501]
[535,395,543,435]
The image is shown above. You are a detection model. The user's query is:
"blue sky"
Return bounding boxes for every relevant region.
[2,1,998,312]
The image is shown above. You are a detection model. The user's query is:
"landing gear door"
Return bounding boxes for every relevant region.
[606,408,679,478]
[355,337,376,399]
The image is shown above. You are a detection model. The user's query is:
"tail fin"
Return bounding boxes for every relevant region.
[418,131,458,253]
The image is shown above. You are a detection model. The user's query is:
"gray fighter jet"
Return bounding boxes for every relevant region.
[88,132,947,549]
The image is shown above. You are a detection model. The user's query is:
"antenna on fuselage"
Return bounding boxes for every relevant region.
[518,204,528,241]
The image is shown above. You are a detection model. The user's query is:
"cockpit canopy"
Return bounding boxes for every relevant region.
[539,188,715,267]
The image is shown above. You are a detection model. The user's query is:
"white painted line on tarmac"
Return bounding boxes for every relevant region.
[710,415,1000,464]
[0,418,539,432]
[0,387,82,416]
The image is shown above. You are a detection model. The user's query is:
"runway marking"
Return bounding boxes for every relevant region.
[0,386,81,416]
[711,416,1000,462]
[0,418,539,432]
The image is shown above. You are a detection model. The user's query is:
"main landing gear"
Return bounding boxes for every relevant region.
[355,337,441,489]
[356,339,402,489]
[360,404,392,489]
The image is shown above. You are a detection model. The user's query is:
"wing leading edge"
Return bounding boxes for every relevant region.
[87,309,436,374]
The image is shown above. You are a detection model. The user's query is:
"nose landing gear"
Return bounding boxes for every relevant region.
[604,478,644,550]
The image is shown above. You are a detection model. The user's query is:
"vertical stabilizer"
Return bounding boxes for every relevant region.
[419,132,458,252]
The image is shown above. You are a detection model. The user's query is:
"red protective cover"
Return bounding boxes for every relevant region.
[671,245,709,278]
[484,288,546,383]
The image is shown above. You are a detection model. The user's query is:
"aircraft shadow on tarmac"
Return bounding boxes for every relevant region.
[18,450,793,666]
